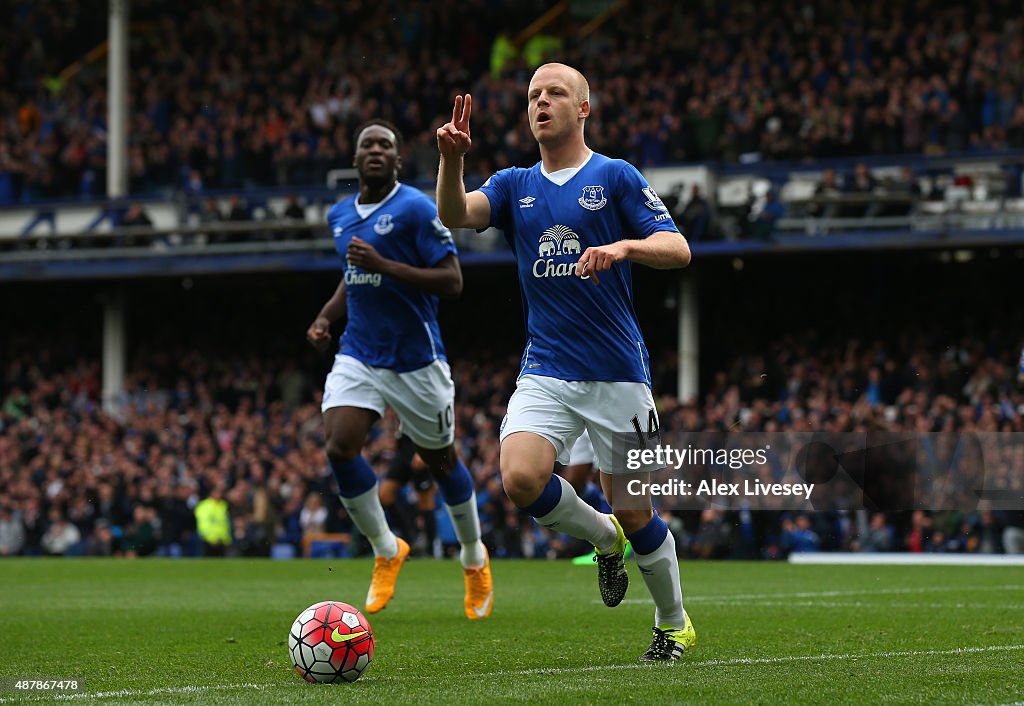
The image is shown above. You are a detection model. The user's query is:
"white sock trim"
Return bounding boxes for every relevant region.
[446,493,487,568]
[535,475,617,551]
[634,530,685,628]
[339,486,398,559]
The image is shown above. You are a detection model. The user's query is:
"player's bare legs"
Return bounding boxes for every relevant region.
[602,471,695,661]
[598,472,656,534]
[378,478,401,507]
[417,443,492,619]
[560,462,589,495]
[323,406,378,465]
[501,432,627,606]
[499,432,557,507]
[324,406,409,613]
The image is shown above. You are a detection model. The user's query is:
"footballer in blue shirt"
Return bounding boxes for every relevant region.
[437,64,695,661]
[308,120,492,620]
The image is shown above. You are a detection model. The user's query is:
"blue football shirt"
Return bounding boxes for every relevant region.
[479,151,681,384]
[326,183,457,372]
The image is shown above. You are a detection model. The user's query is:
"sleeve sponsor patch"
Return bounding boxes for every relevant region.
[432,217,454,244]
[642,186,668,212]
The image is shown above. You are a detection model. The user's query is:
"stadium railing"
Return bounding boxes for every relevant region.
[4,150,1024,281]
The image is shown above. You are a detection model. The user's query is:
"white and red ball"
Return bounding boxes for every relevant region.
[288,601,374,683]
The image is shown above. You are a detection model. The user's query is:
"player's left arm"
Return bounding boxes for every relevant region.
[626,230,691,269]
[577,164,690,284]
[346,237,463,298]
[579,230,690,280]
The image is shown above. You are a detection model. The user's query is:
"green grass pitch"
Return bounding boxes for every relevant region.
[0,558,1022,704]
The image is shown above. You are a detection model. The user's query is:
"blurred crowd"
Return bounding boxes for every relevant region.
[2,326,1023,560]
[3,0,1024,205]
[683,329,1024,434]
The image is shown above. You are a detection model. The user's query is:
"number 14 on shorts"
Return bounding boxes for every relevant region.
[630,409,660,448]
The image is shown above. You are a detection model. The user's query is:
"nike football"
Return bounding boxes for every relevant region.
[288,601,374,683]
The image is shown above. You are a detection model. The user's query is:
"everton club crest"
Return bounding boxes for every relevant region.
[578,185,607,211]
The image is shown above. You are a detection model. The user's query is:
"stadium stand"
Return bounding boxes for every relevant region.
[3,0,1024,563]
[3,0,1024,201]
[3,270,1022,560]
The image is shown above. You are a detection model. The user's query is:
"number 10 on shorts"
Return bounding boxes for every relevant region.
[437,404,454,433]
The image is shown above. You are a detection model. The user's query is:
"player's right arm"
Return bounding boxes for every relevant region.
[436,94,491,230]
[307,276,346,352]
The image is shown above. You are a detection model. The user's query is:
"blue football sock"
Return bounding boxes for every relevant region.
[625,512,669,555]
[581,481,612,513]
[329,456,378,498]
[523,474,563,517]
[435,459,474,506]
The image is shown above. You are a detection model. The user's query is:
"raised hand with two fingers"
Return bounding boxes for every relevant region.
[436,94,473,160]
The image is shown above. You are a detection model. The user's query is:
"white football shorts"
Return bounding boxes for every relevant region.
[499,374,662,474]
[322,354,455,450]
[568,429,596,467]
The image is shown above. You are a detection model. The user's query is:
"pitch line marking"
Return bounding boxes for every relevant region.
[491,644,1024,677]
[604,599,1024,609]
[5,645,1021,701]
[690,584,1024,603]
[600,583,1024,607]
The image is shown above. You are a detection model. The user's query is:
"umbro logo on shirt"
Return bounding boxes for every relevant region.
[519,196,536,208]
